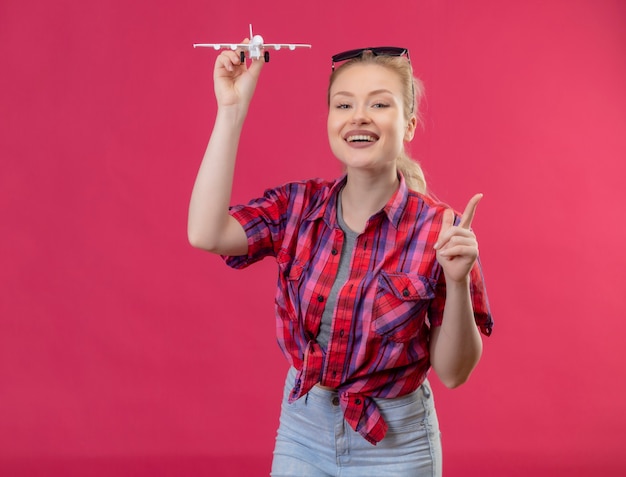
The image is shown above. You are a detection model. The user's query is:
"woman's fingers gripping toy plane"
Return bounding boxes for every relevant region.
[193,24,312,62]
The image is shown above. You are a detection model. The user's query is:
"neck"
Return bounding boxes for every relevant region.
[340,168,399,232]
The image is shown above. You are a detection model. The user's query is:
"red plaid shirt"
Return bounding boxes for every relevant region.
[224,174,493,444]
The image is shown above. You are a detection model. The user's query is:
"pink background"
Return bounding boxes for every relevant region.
[2,0,625,475]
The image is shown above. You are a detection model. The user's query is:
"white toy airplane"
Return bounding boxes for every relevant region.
[193,24,311,62]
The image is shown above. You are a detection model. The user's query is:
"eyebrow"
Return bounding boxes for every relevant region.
[330,89,396,99]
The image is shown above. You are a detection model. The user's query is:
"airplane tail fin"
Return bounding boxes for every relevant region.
[249,24,253,41]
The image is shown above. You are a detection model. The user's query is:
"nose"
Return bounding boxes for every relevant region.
[350,104,370,124]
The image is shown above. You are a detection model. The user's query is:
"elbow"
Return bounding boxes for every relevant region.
[439,373,471,389]
[187,228,218,253]
[432,355,481,389]
[187,220,247,256]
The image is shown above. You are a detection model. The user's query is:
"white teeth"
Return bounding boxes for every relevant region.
[347,135,376,143]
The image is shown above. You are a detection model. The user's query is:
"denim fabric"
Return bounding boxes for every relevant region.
[271,367,442,477]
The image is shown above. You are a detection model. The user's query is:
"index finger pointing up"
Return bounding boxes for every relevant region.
[458,193,483,229]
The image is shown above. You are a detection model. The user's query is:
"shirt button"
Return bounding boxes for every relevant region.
[332,397,340,406]
[355,399,362,405]
[317,295,324,302]
[402,289,410,297]
[331,249,338,255]
[339,330,345,337]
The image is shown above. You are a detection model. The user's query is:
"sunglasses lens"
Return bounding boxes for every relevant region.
[331,48,366,63]
[372,47,407,57]
[331,47,409,69]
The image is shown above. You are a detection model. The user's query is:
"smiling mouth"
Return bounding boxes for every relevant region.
[346,134,378,143]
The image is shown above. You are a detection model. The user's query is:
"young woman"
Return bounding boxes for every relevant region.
[188,44,493,477]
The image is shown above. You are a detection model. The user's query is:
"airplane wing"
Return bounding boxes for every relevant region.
[193,43,312,51]
[263,43,312,51]
[192,43,249,50]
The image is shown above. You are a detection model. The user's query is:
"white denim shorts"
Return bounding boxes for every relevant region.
[271,367,442,477]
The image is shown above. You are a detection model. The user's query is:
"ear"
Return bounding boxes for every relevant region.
[404,115,418,142]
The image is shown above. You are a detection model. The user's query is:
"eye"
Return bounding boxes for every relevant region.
[372,102,390,108]
[335,103,351,109]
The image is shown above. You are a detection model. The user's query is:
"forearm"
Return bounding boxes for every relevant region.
[187,107,246,253]
[429,277,483,388]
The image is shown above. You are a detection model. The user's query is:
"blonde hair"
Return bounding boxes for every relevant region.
[328,52,427,194]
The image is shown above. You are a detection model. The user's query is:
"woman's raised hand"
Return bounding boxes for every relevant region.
[434,194,483,284]
[213,39,264,111]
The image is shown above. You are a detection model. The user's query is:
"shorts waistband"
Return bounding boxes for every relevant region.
[286,367,430,409]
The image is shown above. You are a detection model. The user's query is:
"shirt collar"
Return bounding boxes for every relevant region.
[383,172,410,229]
[304,172,410,230]
[303,175,347,227]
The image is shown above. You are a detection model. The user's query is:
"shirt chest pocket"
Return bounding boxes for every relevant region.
[372,272,436,343]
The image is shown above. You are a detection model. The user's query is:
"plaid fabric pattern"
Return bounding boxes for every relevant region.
[224,174,492,444]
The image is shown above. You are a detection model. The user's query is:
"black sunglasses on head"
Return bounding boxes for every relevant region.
[331,47,410,70]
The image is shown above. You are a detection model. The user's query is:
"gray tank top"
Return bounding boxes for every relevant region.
[316,196,358,349]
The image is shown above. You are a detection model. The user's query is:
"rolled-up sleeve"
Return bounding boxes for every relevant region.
[427,259,493,336]
[222,185,290,269]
